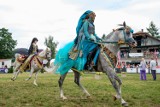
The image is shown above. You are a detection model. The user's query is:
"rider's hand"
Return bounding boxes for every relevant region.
[89,37,95,42]
[34,52,38,55]
[97,38,102,42]
[90,38,94,41]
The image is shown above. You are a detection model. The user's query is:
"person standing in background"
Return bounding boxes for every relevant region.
[139,58,147,80]
[150,58,157,80]
[121,64,127,77]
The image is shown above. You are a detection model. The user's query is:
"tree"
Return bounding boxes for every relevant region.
[0,28,17,58]
[44,36,58,58]
[146,21,159,37]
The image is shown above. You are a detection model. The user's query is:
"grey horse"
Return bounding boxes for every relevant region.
[56,22,136,106]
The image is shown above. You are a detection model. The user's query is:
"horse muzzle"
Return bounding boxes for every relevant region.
[127,38,137,47]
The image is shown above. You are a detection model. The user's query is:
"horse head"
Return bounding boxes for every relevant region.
[45,47,52,60]
[115,21,137,47]
[38,47,52,60]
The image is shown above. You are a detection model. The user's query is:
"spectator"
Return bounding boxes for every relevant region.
[121,64,127,77]
[147,62,150,74]
[139,58,147,80]
[4,65,8,73]
[150,58,157,80]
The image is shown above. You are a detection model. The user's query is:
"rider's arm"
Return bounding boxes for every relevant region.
[83,20,92,40]
[94,33,102,41]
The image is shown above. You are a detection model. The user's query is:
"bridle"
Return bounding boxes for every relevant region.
[33,49,51,69]
[100,27,133,45]
[37,49,51,60]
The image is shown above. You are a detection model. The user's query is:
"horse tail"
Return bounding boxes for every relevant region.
[13,53,21,67]
[15,53,21,59]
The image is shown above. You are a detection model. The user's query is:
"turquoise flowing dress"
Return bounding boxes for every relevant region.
[54,11,101,75]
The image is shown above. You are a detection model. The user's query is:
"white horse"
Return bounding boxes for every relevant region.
[11,47,52,86]
[54,22,137,106]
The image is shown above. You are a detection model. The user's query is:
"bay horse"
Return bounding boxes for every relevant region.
[54,22,137,106]
[11,47,52,86]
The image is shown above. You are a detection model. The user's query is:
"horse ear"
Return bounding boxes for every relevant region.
[123,21,126,27]
[45,47,48,52]
[113,29,116,31]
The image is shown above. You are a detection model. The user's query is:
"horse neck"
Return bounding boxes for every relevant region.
[104,31,120,55]
[37,51,46,60]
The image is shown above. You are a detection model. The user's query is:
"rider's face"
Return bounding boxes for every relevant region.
[89,12,96,22]
[35,40,38,44]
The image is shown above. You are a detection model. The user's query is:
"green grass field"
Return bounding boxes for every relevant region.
[0,72,160,107]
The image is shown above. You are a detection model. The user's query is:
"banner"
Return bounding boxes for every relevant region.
[129,53,143,57]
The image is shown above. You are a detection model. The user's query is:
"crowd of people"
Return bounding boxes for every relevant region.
[116,57,158,80]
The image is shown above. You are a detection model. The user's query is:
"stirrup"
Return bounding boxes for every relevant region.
[87,65,93,71]
[19,67,25,72]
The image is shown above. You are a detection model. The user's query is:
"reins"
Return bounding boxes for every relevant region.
[99,29,128,45]
[33,50,51,69]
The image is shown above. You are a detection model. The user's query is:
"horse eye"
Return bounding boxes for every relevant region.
[126,31,130,35]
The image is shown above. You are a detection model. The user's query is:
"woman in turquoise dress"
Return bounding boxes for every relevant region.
[54,10,102,75]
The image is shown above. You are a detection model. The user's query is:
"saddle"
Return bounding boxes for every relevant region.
[18,54,37,71]
[17,55,28,63]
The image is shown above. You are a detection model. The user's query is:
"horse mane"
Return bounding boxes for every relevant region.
[105,26,126,40]
[38,49,46,56]
[38,47,51,56]
[105,31,114,39]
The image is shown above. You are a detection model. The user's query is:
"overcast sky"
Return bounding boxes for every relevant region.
[0,0,160,50]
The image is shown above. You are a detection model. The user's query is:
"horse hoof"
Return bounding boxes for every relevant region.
[25,78,31,81]
[11,78,15,81]
[61,96,67,100]
[25,79,29,81]
[122,102,128,107]
[113,95,117,101]
[34,83,38,86]
[63,97,67,100]
[86,95,91,99]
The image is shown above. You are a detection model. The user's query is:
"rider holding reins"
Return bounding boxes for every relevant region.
[54,10,102,75]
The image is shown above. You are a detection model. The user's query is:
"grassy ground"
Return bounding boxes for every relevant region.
[0,72,160,107]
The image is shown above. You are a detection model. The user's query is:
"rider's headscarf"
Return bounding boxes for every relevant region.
[74,10,93,44]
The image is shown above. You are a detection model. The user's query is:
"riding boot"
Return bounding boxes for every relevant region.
[86,52,94,71]
[86,45,100,71]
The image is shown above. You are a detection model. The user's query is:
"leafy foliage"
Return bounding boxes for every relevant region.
[146,21,159,38]
[0,28,17,58]
[44,36,58,58]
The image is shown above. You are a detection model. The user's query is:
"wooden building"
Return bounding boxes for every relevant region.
[119,29,160,67]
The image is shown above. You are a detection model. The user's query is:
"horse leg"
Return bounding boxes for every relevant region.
[25,68,33,81]
[11,66,20,81]
[33,71,39,86]
[105,68,128,106]
[58,73,68,100]
[73,70,91,98]
[99,54,128,106]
